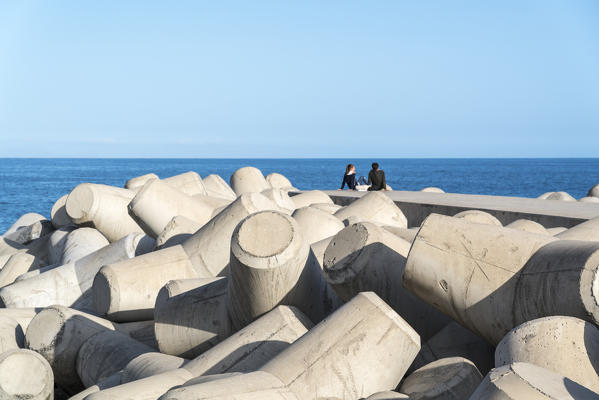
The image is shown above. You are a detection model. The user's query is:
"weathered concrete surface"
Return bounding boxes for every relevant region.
[470,362,598,399]
[399,357,482,400]
[0,252,44,288]
[116,320,158,349]
[162,171,207,197]
[51,194,72,229]
[230,166,270,196]
[265,172,293,190]
[65,183,144,242]
[367,392,410,399]
[0,315,24,353]
[289,190,333,209]
[260,292,420,400]
[1,213,47,237]
[310,202,342,214]
[261,188,296,214]
[125,173,159,191]
[334,191,408,228]
[556,216,599,241]
[403,213,557,344]
[0,348,53,400]
[155,216,202,249]
[203,174,237,201]
[324,222,449,341]
[93,244,199,322]
[454,209,502,226]
[495,316,599,393]
[2,219,54,245]
[292,206,344,244]
[0,308,40,332]
[60,227,109,264]
[325,190,599,228]
[505,218,548,235]
[46,226,75,265]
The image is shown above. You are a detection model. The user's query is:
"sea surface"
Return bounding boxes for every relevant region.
[1,158,598,233]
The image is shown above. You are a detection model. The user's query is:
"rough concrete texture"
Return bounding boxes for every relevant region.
[334,191,408,228]
[261,188,296,214]
[125,173,160,191]
[469,362,598,399]
[66,183,145,242]
[290,190,333,209]
[181,192,281,277]
[556,216,599,241]
[155,216,202,249]
[162,171,208,197]
[421,187,444,193]
[120,351,187,383]
[367,392,410,399]
[76,330,155,388]
[2,219,54,245]
[230,166,270,196]
[589,183,599,198]
[399,357,482,400]
[309,236,334,270]
[580,196,599,203]
[154,277,230,358]
[495,316,599,392]
[292,206,345,244]
[51,194,72,229]
[0,252,44,288]
[453,209,502,226]
[93,244,199,322]
[0,233,145,311]
[128,179,215,238]
[202,174,237,201]
[25,305,117,394]
[116,320,158,349]
[382,225,419,243]
[46,226,75,265]
[260,292,420,400]
[403,213,557,344]
[0,348,53,400]
[324,222,449,341]
[505,219,548,235]
[410,321,495,376]
[0,308,39,332]
[0,316,24,353]
[60,227,109,264]
[309,202,343,214]
[1,213,47,237]
[265,172,293,189]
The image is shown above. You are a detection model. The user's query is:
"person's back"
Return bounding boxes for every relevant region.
[339,163,357,190]
[367,162,386,191]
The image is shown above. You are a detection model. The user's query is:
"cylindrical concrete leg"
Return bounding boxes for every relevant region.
[290,190,333,209]
[505,219,548,235]
[65,183,144,242]
[0,349,53,400]
[25,305,117,394]
[0,316,24,353]
[496,316,599,392]
[403,213,557,344]
[399,357,483,400]
[261,188,296,214]
[203,174,237,201]
[2,213,47,237]
[155,216,202,249]
[182,192,280,277]
[260,292,420,399]
[310,202,342,214]
[154,277,231,358]
[367,392,409,399]
[265,172,293,189]
[46,226,76,265]
[547,226,568,235]
[68,373,122,400]
[116,320,158,349]
[324,222,449,340]
[0,253,44,288]
[0,233,143,310]
[334,191,407,228]
[470,362,598,399]
[60,227,109,264]
[453,209,502,226]
[76,330,155,388]
[121,352,187,383]
[556,216,599,241]
[93,245,199,322]
[0,308,39,332]
[3,220,54,245]
[125,173,159,191]
[382,225,418,243]
[51,194,72,229]
[292,206,344,244]
[162,171,207,196]
[230,166,270,196]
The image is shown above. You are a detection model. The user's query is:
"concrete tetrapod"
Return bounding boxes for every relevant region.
[65,183,144,242]
[495,316,599,392]
[292,206,345,244]
[334,191,408,228]
[1,213,47,237]
[399,357,482,400]
[505,219,548,235]
[265,172,293,189]
[155,216,202,249]
[0,233,146,311]
[589,183,599,198]
[76,330,155,388]
[86,305,312,400]
[125,173,159,191]
[51,194,72,228]
[25,305,117,394]
[403,213,557,344]
[453,209,502,226]
[323,222,449,341]
[261,188,296,214]
[259,292,420,400]
[469,362,598,399]
[228,210,336,328]
[93,244,199,322]
[154,277,230,358]
[202,174,237,201]
[290,190,333,209]
[0,349,53,400]
[556,216,599,241]
[162,171,207,197]
[230,166,270,196]
[2,219,54,245]
[127,179,215,238]
[60,227,110,264]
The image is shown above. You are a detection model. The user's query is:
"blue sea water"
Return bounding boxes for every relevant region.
[1,158,598,233]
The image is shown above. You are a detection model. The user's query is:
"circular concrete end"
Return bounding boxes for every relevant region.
[237,212,293,258]
[92,268,115,317]
[65,183,96,222]
[0,349,52,398]
[25,306,67,365]
[323,223,369,283]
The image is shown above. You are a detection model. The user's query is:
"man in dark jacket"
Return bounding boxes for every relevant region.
[367,162,386,191]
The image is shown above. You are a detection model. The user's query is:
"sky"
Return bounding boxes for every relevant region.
[0,1,598,158]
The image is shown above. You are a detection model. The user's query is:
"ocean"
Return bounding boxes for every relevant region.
[1,158,598,233]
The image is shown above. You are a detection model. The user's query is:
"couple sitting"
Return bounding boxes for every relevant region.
[339,162,387,191]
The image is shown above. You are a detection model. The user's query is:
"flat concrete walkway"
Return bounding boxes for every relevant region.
[322,190,599,228]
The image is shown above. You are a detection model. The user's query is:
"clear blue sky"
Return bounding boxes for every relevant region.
[1,1,598,158]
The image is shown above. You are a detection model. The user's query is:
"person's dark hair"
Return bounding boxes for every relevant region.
[372,162,379,170]
[345,164,354,175]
